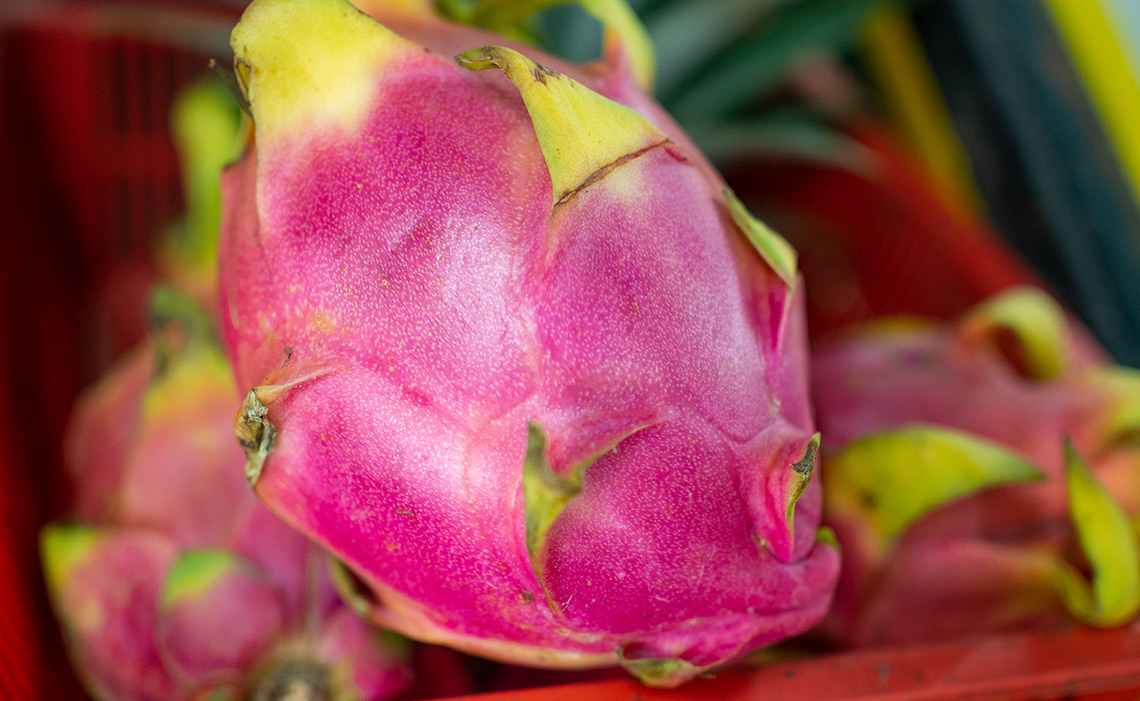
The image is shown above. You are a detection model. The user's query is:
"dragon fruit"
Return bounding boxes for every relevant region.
[218,0,838,685]
[811,287,1140,647]
[41,329,422,700]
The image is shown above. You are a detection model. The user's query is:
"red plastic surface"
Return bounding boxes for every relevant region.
[0,4,236,698]
[0,310,38,701]
[443,624,1140,700]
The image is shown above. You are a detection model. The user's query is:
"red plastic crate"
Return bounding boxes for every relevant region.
[0,3,236,698]
[721,125,1041,338]
[443,624,1140,700]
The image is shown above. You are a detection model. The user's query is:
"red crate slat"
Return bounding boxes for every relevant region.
[443,625,1140,701]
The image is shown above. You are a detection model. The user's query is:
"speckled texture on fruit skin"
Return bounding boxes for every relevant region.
[219,0,838,683]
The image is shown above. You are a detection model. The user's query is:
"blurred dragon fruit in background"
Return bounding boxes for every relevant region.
[37,82,451,701]
[811,287,1140,647]
[41,331,418,701]
[219,0,839,685]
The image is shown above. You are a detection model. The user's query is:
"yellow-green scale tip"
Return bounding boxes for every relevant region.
[456,44,667,207]
[1055,440,1140,625]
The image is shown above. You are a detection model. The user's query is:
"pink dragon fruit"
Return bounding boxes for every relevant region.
[810,287,1140,647]
[41,322,424,700]
[218,0,838,685]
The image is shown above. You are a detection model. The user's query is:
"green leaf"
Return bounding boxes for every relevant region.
[958,286,1069,380]
[616,648,701,688]
[686,112,871,170]
[142,340,232,423]
[641,0,791,98]
[40,524,101,598]
[147,285,218,344]
[328,558,377,617]
[168,79,243,270]
[522,423,582,566]
[827,425,1044,543]
[230,0,427,144]
[786,433,820,530]
[665,0,900,122]
[456,44,666,206]
[725,188,798,287]
[815,525,840,549]
[201,687,238,701]
[1086,366,1140,447]
[1054,441,1140,626]
[161,549,240,609]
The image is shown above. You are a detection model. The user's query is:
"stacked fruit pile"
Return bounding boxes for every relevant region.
[36,0,1140,698]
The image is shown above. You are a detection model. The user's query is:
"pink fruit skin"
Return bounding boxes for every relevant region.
[812,318,1138,647]
[156,558,286,686]
[48,345,421,700]
[218,1,838,680]
[50,532,180,701]
[813,324,1109,479]
[63,343,155,523]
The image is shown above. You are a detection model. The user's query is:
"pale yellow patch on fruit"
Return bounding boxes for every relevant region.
[40,524,100,603]
[141,345,232,423]
[230,0,418,143]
